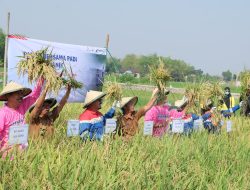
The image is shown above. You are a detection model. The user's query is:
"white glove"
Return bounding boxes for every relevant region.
[239,101,244,107]
[211,107,217,113]
[112,100,120,108]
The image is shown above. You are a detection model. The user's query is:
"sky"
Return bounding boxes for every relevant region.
[0,0,250,75]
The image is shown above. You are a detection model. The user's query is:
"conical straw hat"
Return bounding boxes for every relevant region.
[0,82,32,101]
[83,90,106,108]
[120,96,138,109]
[174,96,188,108]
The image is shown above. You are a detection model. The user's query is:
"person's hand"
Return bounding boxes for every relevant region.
[66,83,72,91]
[154,123,163,128]
[38,77,45,85]
[239,101,244,107]
[211,107,216,113]
[112,100,120,108]
[152,88,159,98]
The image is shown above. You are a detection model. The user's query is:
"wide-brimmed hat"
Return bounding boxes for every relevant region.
[29,98,57,113]
[120,96,138,109]
[0,82,32,101]
[200,99,213,109]
[83,90,106,108]
[174,96,188,108]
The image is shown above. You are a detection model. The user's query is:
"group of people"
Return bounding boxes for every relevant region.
[0,78,71,158]
[0,77,249,158]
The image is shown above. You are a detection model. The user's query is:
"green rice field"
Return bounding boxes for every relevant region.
[0,88,249,189]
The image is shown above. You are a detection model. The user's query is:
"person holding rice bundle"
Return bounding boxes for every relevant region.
[218,99,242,118]
[0,78,44,158]
[79,90,118,141]
[116,88,159,140]
[169,96,211,135]
[201,99,242,133]
[28,84,71,139]
[144,90,171,137]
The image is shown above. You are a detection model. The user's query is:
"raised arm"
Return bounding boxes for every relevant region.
[29,85,48,119]
[22,77,45,111]
[144,88,159,112]
[136,88,159,119]
[55,85,71,114]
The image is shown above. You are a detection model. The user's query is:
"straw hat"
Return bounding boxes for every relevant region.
[29,98,57,113]
[0,82,32,101]
[83,90,106,108]
[174,96,188,108]
[200,99,213,109]
[120,96,138,109]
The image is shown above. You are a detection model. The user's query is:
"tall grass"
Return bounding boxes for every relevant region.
[0,90,249,189]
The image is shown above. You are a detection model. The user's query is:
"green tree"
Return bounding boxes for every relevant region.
[0,28,5,66]
[222,70,232,81]
[106,57,121,73]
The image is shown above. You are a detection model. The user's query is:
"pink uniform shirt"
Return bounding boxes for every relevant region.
[145,105,170,137]
[0,80,43,150]
[145,106,185,137]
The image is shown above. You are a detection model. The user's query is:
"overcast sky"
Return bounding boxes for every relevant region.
[0,0,249,75]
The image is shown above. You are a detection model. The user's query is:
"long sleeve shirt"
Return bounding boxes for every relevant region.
[79,107,115,141]
[221,104,240,118]
[0,80,43,150]
[182,113,211,134]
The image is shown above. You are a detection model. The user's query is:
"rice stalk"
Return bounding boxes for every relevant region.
[239,70,250,99]
[17,48,63,94]
[61,63,83,89]
[149,58,171,101]
[103,81,122,105]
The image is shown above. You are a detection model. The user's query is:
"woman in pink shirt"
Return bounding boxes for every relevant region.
[145,94,186,137]
[144,91,171,137]
[0,79,43,158]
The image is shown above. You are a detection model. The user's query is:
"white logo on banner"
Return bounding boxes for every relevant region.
[144,121,154,136]
[8,124,29,145]
[67,120,80,137]
[172,119,184,133]
[226,120,232,133]
[105,119,117,134]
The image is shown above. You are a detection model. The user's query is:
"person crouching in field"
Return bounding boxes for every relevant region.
[116,88,159,140]
[28,84,71,139]
[144,90,171,137]
[0,79,44,158]
[79,90,118,141]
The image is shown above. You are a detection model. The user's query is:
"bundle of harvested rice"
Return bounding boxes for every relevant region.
[200,81,224,107]
[185,82,203,114]
[103,81,122,105]
[100,80,123,113]
[149,58,171,101]
[61,63,83,89]
[17,48,63,93]
[239,70,250,99]
[239,70,250,114]
[200,81,224,127]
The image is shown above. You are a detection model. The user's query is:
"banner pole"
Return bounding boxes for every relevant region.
[3,12,10,87]
[105,33,110,50]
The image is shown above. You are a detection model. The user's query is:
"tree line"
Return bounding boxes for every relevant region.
[106,54,223,82]
[0,28,239,82]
